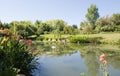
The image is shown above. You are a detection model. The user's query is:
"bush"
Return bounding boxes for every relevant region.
[117,39,120,45]
[69,36,90,43]
[27,35,37,40]
[36,36,45,41]
[0,37,36,76]
[44,37,49,41]
[69,36,101,43]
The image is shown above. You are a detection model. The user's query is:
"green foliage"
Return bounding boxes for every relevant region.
[0,68,18,76]
[0,21,10,29]
[86,4,99,29]
[83,25,93,34]
[117,39,120,45]
[111,13,120,25]
[69,36,101,43]
[44,37,49,41]
[72,24,78,29]
[80,72,87,76]
[9,21,37,38]
[95,14,120,32]
[69,36,90,43]
[27,35,37,40]
[63,26,76,35]
[36,36,45,41]
[0,37,36,76]
[53,19,67,31]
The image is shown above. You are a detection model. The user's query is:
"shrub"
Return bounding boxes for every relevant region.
[69,36,90,43]
[36,36,45,41]
[69,36,101,43]
[44,37,49,41]
[117,39,120,45]
[0,37,36,76]
[27,35,37,40]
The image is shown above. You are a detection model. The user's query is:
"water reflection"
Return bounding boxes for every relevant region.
[32,43,120,76]
[83,52,99,76]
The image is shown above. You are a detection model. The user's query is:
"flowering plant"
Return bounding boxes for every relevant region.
[99,54,109,76]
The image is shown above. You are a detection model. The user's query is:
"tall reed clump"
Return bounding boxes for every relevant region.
[69,36,101,43]
[0,36,36,76]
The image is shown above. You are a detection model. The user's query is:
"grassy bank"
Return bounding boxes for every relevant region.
[40,33,120,44]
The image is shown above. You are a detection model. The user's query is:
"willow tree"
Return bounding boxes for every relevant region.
[86,4,99,29]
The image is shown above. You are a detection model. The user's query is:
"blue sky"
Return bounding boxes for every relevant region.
[0,0,120,26]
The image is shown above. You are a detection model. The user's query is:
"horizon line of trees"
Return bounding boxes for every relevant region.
[80,4,120,34]
[0,4,120,38]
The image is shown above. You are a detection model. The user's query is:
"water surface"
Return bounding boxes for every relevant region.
[32,43,120,76]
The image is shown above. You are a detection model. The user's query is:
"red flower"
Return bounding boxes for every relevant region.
[27,39,32,43]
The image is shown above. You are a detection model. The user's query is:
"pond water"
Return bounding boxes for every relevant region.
[32,42,120,76]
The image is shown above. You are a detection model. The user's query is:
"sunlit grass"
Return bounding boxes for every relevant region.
[41,33,120,44]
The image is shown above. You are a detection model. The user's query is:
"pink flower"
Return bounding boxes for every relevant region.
[99,57,105,61]
[99,54,106,61]
[99,54,108,65]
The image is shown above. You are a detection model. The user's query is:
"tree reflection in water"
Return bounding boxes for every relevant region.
[32,43,120,76]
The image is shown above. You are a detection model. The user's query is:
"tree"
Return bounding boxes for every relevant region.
[86,4,99,29]
[72,24,78,29]
[35,20,42,26]
[9,21,37,37]
[80,21,88,30]
[111,14,120,31]
[96,16,115,32]
[63,26,75,35]
[53,20,67,31]
[111,13,120,25]
[0,21,3,29]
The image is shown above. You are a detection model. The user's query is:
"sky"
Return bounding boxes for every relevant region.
[0,0,120,26]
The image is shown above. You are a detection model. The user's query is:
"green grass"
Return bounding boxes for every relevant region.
[41,33,120,44]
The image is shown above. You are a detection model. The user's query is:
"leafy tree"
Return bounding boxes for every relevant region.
[111,14,120,31]
[72,24,78,29]
[63,26,75,35]
[111,13,120,25]
[53,20,67,31]
[0,21,9,29]
[96,16,114,32]
[37,23,53,34]
[35,20,42,26]
[9,21,37,37]
[0,21,3,28]
[86,4,99,29]
[80,21,89,30]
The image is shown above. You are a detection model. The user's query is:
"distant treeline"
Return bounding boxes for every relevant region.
[0,5,120,38]
[80,13,120,34]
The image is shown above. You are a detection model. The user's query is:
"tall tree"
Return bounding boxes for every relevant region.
[86,4,99,29]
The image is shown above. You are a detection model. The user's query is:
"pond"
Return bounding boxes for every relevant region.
[32,42,120,76]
